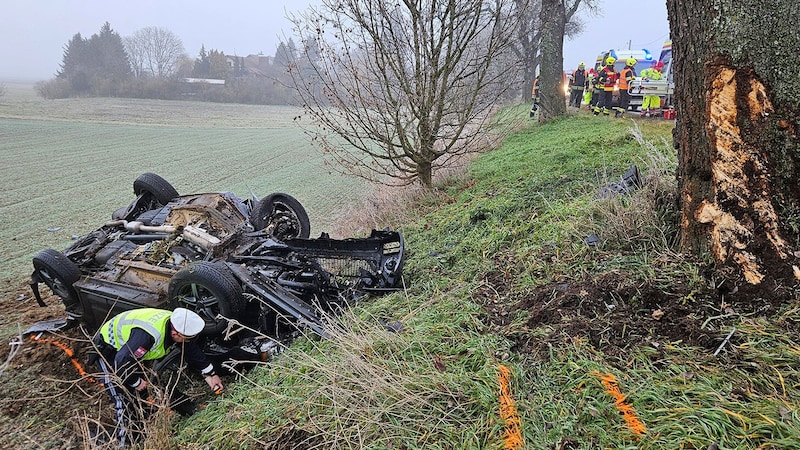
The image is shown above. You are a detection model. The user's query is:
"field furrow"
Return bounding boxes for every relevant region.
[0,98,374,291]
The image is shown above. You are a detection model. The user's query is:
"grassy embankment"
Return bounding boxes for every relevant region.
[173,109,800,449]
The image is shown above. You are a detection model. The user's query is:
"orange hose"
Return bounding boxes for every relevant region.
[591,371,646,437]
[497,365,524,449]
[30,334,97,384]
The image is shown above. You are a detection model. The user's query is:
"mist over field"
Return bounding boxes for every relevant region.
[0,84,373,293]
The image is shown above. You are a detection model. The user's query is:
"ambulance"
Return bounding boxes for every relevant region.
[592,48,657,109]
[627,41,675,112]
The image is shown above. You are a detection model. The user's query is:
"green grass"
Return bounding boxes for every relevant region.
[174,110,800,449]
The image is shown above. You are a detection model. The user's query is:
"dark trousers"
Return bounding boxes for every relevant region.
[569,88,584,107]
[595,90,613,114]
[92,345,195,446]
[96,357,149,447]
[618,89,632,111]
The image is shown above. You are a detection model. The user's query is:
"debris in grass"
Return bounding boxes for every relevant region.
[46,227,61,232]
[713,327,737,356]
[584,233,600,246]
[596,165,642,199]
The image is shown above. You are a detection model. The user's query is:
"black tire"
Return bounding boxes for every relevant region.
[250,193,311,239]
[168,262,243,336]
[32,248,82,308]
[133,172,179,205]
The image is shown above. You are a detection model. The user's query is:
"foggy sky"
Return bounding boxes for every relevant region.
[1,0,668,82]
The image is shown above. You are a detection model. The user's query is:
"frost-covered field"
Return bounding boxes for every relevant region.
[0,84,368,292]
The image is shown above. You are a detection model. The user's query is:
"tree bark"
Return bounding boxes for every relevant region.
[667,0,800,299]
[537,0,567,122]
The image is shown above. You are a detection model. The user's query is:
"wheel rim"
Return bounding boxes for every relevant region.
[174,283,222,322]
[38,268,72,299]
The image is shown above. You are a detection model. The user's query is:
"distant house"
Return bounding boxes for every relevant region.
[179,78,225,96]
[180,78,225,85]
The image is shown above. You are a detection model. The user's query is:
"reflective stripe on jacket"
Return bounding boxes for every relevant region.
[598,66,618,91]
[570,69,587,89]
[101,308,171,360]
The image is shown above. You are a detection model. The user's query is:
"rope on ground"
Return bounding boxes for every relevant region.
[497,365,524,449]
[30,333,98,384]
[591,371,646,438]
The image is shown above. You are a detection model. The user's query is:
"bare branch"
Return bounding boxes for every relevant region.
[288,0,521,188]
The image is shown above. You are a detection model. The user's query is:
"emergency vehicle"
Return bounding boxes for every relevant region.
[592,48,657,110]
[627,41,675,113]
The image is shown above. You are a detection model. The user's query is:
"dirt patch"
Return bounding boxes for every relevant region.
[476,267,780,359]
[0,283,110,449]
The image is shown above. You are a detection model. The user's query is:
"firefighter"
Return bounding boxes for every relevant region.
[615,58,637,117]
[640,61,664,116]
[568,62,587,108]
[593,56,618,116]
[90,308,223,446]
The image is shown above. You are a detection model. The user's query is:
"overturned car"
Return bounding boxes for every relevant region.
[28,173,404,363]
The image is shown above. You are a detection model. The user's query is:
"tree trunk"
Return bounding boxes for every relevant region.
[667,0,800,300]
[537,0,567,122]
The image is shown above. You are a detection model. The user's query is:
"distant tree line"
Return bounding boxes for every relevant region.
[34,22,301,105]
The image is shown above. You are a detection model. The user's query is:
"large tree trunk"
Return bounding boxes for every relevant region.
[537,0,567,122]
[667,0,800,300]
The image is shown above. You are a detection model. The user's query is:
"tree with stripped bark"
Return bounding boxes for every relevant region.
[666,1,800,301]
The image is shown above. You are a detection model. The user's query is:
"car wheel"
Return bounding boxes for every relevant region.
[168,262,243,336]
[32,248,82,309]
[250,193,311,239]
[133,172,179,205]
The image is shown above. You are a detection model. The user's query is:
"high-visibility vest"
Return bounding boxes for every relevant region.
[619,67,635,90]
[100,308,171,360]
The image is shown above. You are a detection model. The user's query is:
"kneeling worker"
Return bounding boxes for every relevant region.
[91,307,223,446]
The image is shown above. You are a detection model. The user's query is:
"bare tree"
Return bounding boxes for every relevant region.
[536,0,596,122]
[289,0,520,188]
[667,0,800,302]
[124,27,185,79]
[510,0,542,102]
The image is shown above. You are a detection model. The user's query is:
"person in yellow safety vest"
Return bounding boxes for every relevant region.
[587,68,602,109]
[615,58,637,117]
[639,61,664,116]
[568,62,587,108]
[90,307,223,446]
[583,68,595,106]
[593,56,618,116]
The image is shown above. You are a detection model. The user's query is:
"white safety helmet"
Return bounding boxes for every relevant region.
[170,308,205,337]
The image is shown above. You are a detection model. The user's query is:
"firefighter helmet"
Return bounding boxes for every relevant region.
[605,56,616,66]
[626,58,637,66]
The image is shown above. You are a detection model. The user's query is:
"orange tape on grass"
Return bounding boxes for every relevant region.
[30,334,97,384]
[497,365,524,449]
[591,371,646,437]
